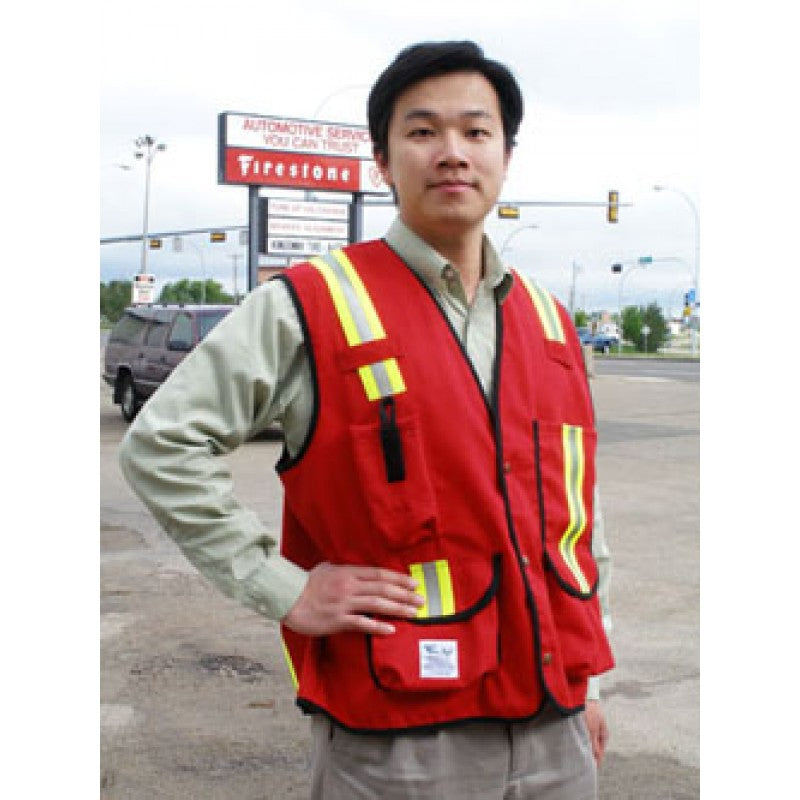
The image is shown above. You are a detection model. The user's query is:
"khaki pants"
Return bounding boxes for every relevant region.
[309,703,596,800]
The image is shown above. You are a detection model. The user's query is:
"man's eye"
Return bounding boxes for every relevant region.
[467,128,491,139]
[409,128,434,138]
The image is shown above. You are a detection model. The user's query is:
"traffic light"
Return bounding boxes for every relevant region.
[612,263,622,273]
[607,190,619,223]
[148,237,162,249]
[210,231,226,243]
[497,204,520,219]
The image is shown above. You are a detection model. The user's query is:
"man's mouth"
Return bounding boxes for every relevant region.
[428,179,476,192]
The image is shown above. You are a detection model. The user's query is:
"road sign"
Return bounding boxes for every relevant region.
[148,238,162,249]
[267,217,349,240]
[686,288,696,304]
[638,255,653,264]
[267,237,347,257]
[210,231,226,242]
[498,204,520,219]
[268,199,349,221]
[132,273,156,305]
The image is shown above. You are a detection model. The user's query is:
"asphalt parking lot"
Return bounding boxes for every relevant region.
[100,359,699,799]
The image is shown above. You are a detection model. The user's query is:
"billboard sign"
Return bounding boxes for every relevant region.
[218,113,389,194]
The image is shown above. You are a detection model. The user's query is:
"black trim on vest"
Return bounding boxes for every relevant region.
[272,273,320,474]
[294,696,568,736]
[492,298,564,713]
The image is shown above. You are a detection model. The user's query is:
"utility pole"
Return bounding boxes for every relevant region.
[229,254,241,303]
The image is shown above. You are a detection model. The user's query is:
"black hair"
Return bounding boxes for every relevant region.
[367,40,524,161]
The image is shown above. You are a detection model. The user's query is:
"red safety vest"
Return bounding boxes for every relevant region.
[276,240,614,732]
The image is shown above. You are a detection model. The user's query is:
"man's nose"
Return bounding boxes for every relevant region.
[436,131,468,167]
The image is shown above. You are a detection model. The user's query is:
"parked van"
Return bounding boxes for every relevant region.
[103,304,233,421]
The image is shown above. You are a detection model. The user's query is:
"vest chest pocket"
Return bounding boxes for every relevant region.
[349,399,438,549]
[367,555,501,692]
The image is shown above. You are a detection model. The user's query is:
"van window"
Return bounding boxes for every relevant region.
[168,312,194,349]
[144,317,171,347]
[110,312,148,345]
[198,310,229,340]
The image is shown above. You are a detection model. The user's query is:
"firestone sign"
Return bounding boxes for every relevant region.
[218,112,389,195]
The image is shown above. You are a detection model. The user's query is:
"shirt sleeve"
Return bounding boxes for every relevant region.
[118,280,309,621]
[586,482,613,702]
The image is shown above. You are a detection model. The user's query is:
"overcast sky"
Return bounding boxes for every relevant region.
[100,0,700,315]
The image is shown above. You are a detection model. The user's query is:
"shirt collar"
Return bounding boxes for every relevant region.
[384,217,514,302]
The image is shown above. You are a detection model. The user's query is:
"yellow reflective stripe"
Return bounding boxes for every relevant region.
[358,358,407,401]
[331,249,386,340]
[310,256,362,346]
[409,562,429,618]
[280,636,299,690]
[559,424,591,593]
[383,357,406,394]
[358,364,381,401]
[410,559,455,618]
[310,251,407,402]
[434,559,455,616]
[517,273,566,344]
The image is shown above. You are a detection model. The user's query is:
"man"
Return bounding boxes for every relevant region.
[119,40,614,799]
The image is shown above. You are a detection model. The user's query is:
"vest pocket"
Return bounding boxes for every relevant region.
[367,555,501,692]
[349,406,438,549]
[533,419,599,599]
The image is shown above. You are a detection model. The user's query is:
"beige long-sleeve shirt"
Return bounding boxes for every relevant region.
[118,217,612,700]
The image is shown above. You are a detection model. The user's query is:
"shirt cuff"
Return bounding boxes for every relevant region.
[243,554,309,621]
[586,675,601,702]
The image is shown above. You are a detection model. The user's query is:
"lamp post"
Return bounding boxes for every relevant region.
[134,135,167,276]
[654,184,699,355]
[617,260,649,353]
[499,224,539,258]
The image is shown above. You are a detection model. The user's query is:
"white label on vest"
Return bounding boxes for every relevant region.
[419,640,459,679]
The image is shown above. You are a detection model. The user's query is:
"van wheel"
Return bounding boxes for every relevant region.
[120,375,140,422]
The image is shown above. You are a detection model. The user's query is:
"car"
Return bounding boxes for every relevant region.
[103,304,234,421]
[591,332,619,354]
[576,326,594,346]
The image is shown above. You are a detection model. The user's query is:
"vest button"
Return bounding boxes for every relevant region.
[503,461,511,473]
[521,555,530,566]
[542,652,553,665]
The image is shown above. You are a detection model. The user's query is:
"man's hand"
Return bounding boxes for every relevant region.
[584,700,609,766]
[282,562,424,636]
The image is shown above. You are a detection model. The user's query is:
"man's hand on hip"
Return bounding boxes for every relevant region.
[282,562,424,636]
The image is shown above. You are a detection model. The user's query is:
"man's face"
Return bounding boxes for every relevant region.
[376,71,511,244]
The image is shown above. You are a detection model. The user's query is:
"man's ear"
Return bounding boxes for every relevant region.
[374,149,392,187]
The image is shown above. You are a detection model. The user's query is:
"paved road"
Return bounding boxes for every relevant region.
[595,357,700,383]
[100,363,699,798]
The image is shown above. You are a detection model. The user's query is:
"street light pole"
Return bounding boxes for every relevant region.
[654,184,699,355]
[499,224,539,258]
[134,135,167,276]
[617,261,648,354]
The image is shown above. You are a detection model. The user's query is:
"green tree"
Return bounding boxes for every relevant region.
[622,303,668,352]
[100,280,132,324]
[573,309,589,328]
[640,302,668,353]
[158,279,233,304]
